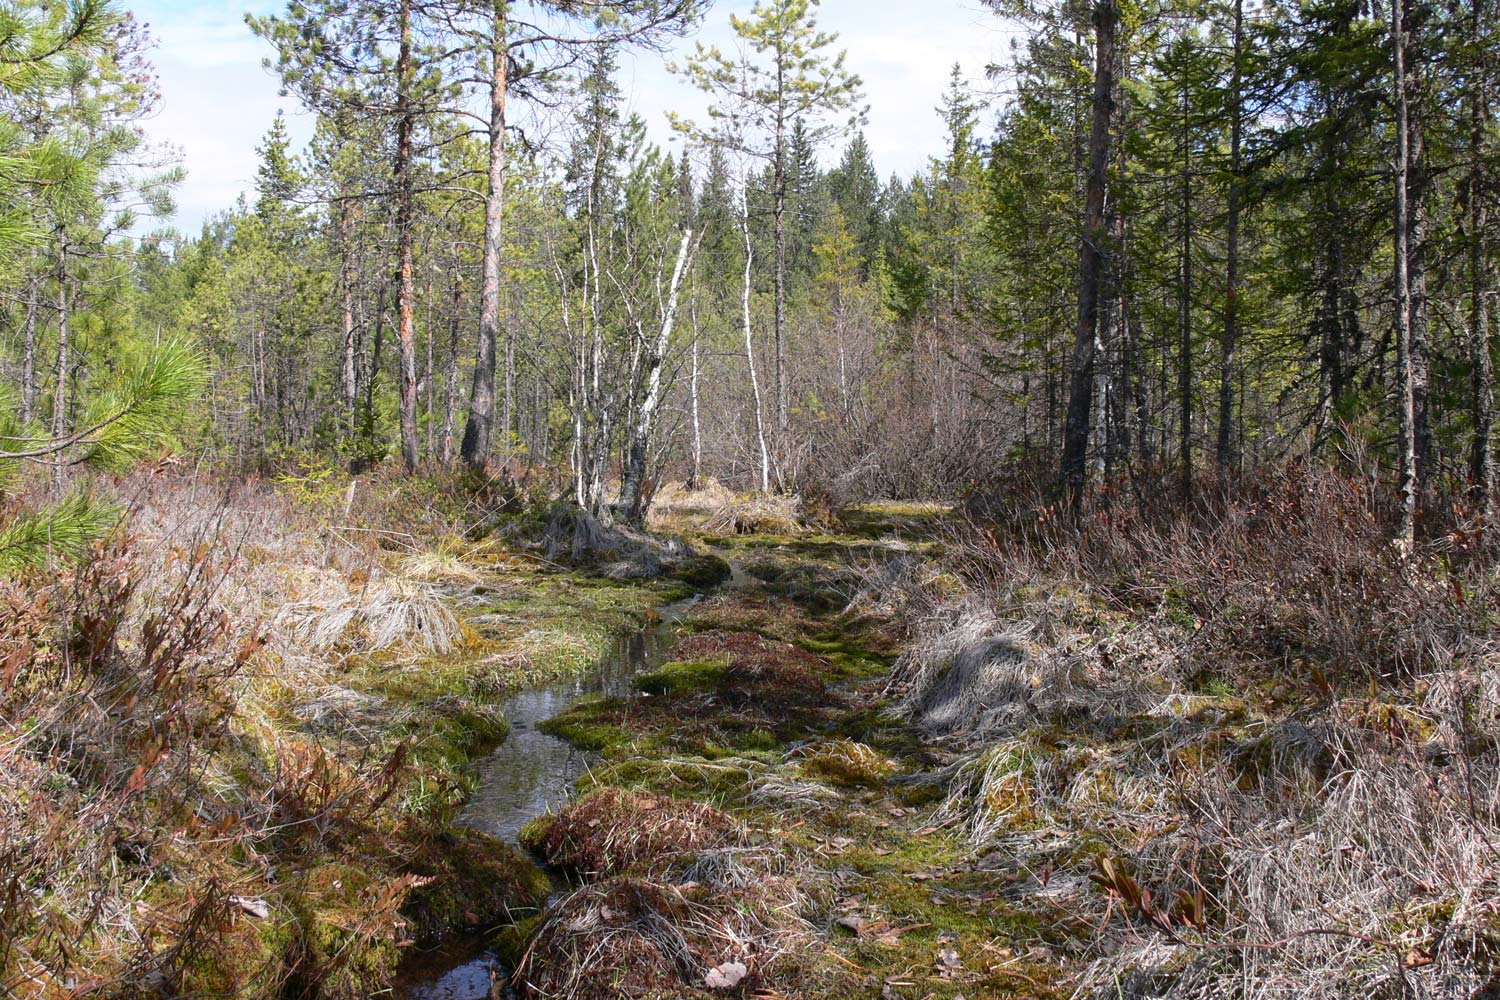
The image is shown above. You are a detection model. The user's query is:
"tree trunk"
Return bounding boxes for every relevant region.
[339,201,361,441]
[1405,0,1432,495]
[1059,0,1117,519]
[1216,0,1243,477]
[366,283,387,448]
[620,229,695,525]
[442,267,462,463]
[393,0,420,473]
[774,97,789,434]
[425,274,435,457]
[21,271,38,425]
[1392,0,1418,544]
[689,283,703,490]
[1178,90,1193,501]
[743,187,772,494]
[503,295,515,457]
[1469,0,1493,513]
[462,0,508,469]
[51,246,69,443]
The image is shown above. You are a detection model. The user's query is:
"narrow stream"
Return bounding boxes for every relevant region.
[389,593,702,999]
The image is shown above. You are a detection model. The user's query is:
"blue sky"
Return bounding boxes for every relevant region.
[131,0,1013,232]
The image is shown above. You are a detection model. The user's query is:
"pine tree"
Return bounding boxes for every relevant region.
[0,1,203,574]
[672,0,865,433]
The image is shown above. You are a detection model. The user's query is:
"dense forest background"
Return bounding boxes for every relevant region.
[5,0,1497,534]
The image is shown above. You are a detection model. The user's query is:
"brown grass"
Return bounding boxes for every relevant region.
[521,788,747,878]
[0,469,552,999]
[513,789,815,1000]
[875,463,1500,1000]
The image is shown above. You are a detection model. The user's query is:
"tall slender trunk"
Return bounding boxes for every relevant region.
[425,274,435,457]
[51,245,69,443]
[689,283,703,489]
[339,202,359,440]
[503,295,515,456]
[584,168,609,516]
[462,1,509,468]
[743,187,772,494]
[1405,0,1432,494]
[1392,0,1418,543]
[1178,91,1193,501]
[443,267,462,463]
[366,283,387,447]
[21,271,38,425]
[1216,0,1243,477]
[393,0,420,473]
[1469,0,1493,512]
[620,229,695,525]
[774,88,789,433]
[1060,0,1117,518]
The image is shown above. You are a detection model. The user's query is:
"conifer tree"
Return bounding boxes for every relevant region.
[672,0,865,433]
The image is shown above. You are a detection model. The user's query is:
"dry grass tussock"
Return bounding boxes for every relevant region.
[699,493,821,536]
[541,503,694,578]
[275,576,461,654]
[645,478,738,531]
[132,473,467,662]
[0,471,541,998]
[648,478,830,537]
[876,464,1500,999]
[520,787,749,878]
[514,788,817,999]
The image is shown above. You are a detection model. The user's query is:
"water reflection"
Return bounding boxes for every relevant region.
[392,597,696,999]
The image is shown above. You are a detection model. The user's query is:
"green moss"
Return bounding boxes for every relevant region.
[737,727,778,752]
[537,695,634,752]
[402,828,550,942]
[494,914,542,969]
[517,813,556,852]
[582,753,764,801]
[670,553,733,589]
[798,739,899,787]
[635,658,729,695]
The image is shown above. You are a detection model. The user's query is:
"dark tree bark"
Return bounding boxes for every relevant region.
[1469,0,1494,512]
[1405,0,1432,493]
[462,1,509,469]
[1216,0,1243,477]
[393,0,421,473]
[1060,0,1117,518]
[1178,87,1193,501]
[365,282,387,449]
[1392,0,1418,543]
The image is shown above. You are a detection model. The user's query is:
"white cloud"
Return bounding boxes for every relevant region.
[136,0,313,231]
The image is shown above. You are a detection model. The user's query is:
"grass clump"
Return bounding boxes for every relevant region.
[794,738,899,787]
[636,657,728,695]
[536,695,635,752]
[520,787,746,878]
[512,782,817,999]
